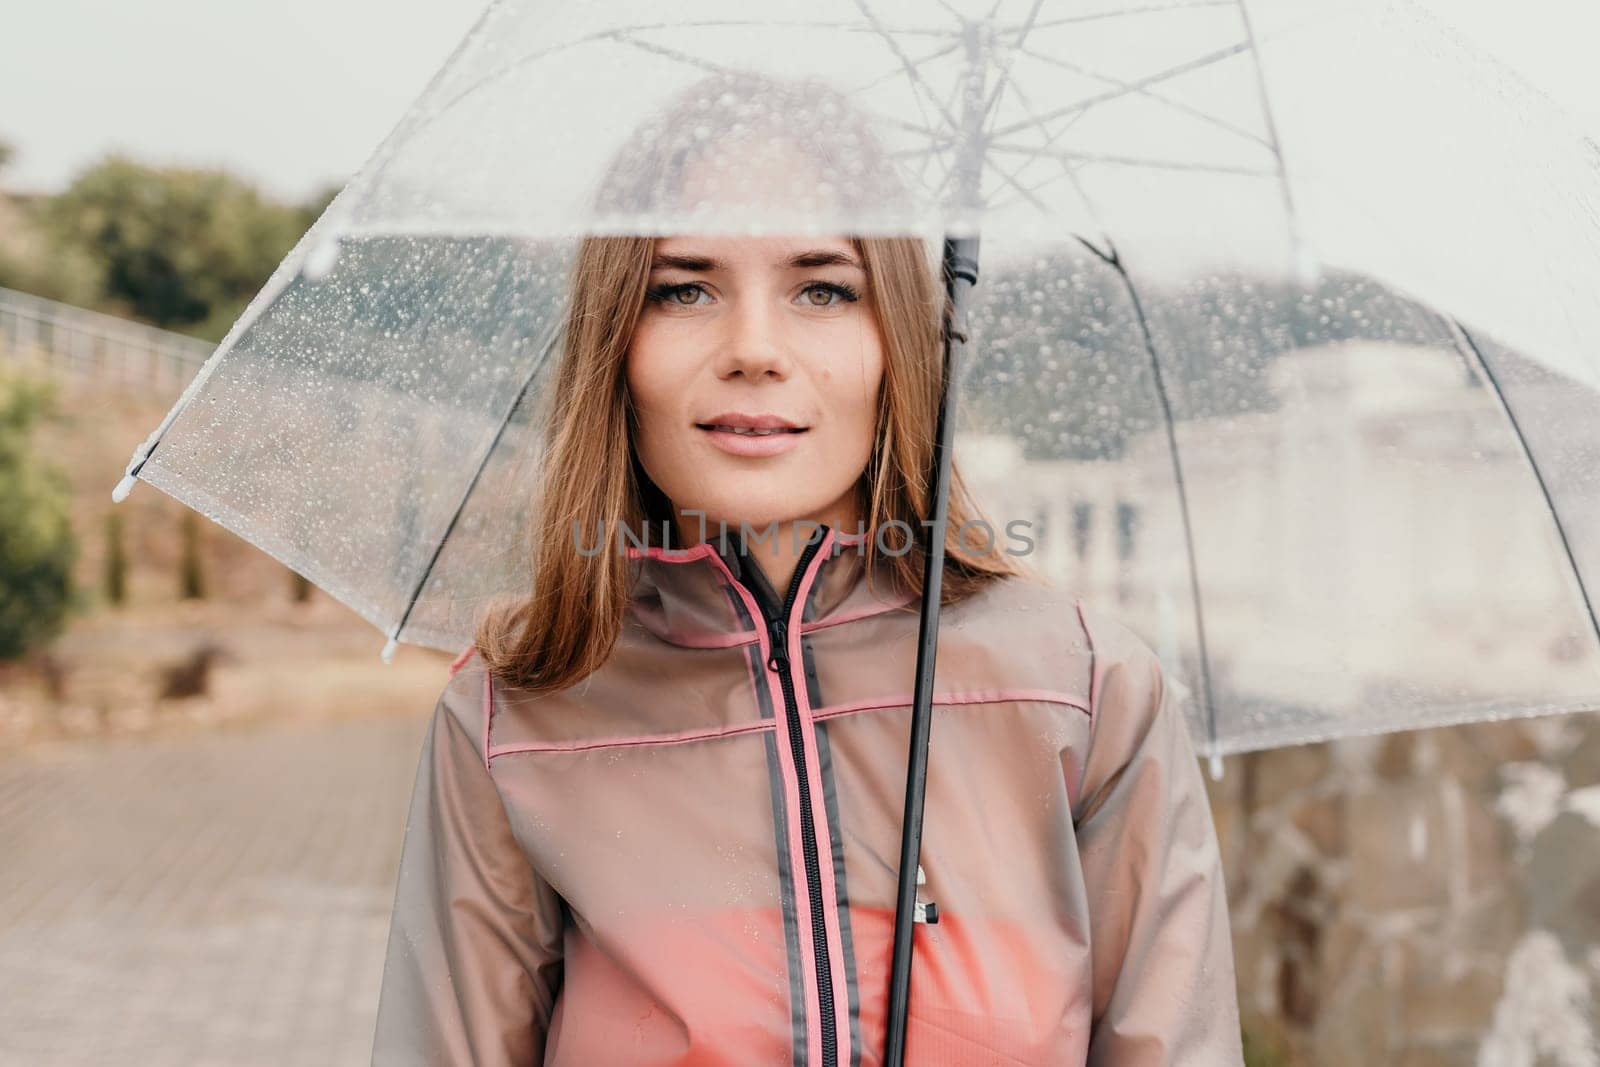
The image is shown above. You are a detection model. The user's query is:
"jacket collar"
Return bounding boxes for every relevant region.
[625,524,914,647]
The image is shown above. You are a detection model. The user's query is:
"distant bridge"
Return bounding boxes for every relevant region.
[0,286,212,393]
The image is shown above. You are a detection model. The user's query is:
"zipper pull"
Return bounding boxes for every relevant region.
[914,864,939,923]
[766,620,788,673]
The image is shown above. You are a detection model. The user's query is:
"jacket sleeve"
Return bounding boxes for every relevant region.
[1071,607,1243,1066]
[371,665,566,1066]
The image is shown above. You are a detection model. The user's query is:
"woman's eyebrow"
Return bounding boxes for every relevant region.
[650,252,720,272]
[785,249,865,270]
[648,249,865,272]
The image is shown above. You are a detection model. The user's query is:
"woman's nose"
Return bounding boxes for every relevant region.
[715,295,792,380]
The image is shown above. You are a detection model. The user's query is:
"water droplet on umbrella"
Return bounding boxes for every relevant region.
[302,236,341,281]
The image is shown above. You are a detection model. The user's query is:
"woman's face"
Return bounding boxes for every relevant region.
[626,234,885,541]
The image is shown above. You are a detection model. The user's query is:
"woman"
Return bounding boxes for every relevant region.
[372,73,1242,1066]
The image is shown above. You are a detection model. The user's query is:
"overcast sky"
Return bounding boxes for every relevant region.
[4,0,1595,202]
[4,0,485,200]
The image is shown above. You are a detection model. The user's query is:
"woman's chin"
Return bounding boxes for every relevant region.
[672,496,834,539]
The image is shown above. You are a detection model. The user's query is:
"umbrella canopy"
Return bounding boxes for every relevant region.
[115,0,1600,760]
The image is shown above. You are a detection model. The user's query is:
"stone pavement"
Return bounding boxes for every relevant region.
[0,710,430,1066]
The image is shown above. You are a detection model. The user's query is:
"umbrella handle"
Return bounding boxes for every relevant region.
[883,235,980,1067]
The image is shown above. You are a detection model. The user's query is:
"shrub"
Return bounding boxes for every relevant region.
[0,370,79,660]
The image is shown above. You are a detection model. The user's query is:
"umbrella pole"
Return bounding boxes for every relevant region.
[884,234,981,1066]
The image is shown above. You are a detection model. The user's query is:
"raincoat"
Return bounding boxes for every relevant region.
[371,525,1243,1066]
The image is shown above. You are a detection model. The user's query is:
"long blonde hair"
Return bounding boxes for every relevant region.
[476,72,1032,695]
[475,231,1031,695]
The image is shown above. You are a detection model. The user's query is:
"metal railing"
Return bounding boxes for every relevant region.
[0,286,213,393]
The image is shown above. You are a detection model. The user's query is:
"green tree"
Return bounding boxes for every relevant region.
[0,140,105,306]
[0,370,79,660]
[43,156,308,339]
[0,228,105,307]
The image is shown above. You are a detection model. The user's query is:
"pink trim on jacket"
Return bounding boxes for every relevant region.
[785,535,855,1067]
[703,539,833,1066]
[623,543,719,561]
[810,688,1090,723]
[489,719,777,759]
[483,688,1090,758]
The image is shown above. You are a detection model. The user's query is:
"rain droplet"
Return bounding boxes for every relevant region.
[301,235,342,281]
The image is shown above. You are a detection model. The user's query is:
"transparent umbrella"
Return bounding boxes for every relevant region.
[115,0,1600,792]
[110,1,1600,1056]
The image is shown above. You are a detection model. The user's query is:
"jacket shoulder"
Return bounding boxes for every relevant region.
[954,571,1091,646]
[1073,601,1164,680]
[432,648,494,760]
[1071,600,1180,746]
[940,572,1095,705]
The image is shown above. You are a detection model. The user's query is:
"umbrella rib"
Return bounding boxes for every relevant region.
[853,0,963,136]
[1445,319,1600,649]
[978,75,1096,202]
[988,143,1279,177]
[1046,126,1114,244]
[599,29,741,77]
[386,321,564,651]
[870,114,951,142]
[979,163,1054,214]
[850,39,963,96]
[1012,42,1274,152]
[987,40,1251,141]
[929,68,972,206]
[407,17,938,153]
[970,128,1062,213]
[1076,237,1223,762]
[590,18,938,36]
[846,10,972,196]
[976,0,1048,132]
[834,129,1270,190]
[896,32,973,209]
[1232,0,1305,275]
[846,34,967,155]
[1018,0,1236,32]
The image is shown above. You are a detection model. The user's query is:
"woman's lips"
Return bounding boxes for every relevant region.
[697,425,808,458]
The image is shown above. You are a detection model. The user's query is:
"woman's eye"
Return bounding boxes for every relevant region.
[648,281,858,308]
[799,282,859,308]
[647,283,710,307]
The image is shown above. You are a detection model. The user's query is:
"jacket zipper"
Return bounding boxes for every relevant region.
[752,534,838,1067]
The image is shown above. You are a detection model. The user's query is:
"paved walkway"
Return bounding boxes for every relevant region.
[0,711,429,1066]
